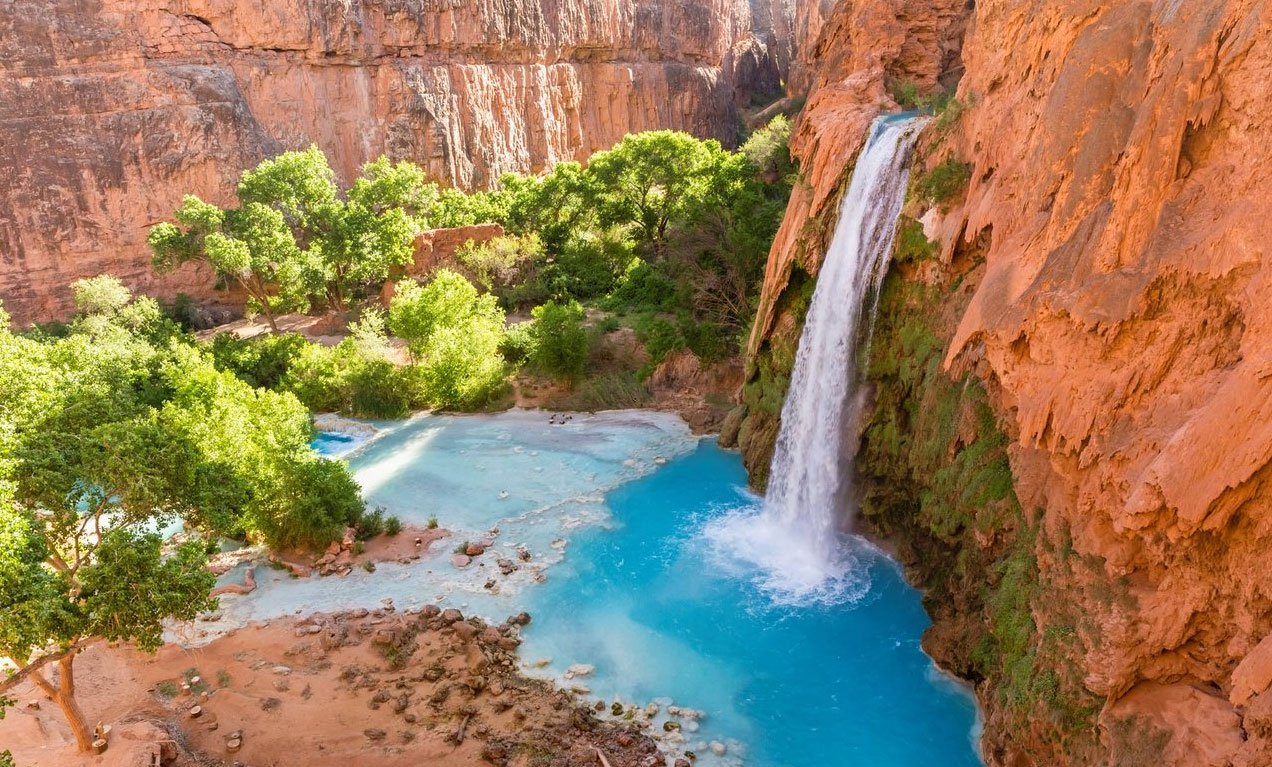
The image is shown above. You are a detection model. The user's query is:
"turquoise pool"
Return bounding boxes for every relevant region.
[294,411,982,766]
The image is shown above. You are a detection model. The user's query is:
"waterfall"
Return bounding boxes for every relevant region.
[705,114,926,605]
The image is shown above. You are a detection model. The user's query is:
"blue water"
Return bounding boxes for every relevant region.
[311,430,357,456]
[276,413,980,766]
[518,439,982,767]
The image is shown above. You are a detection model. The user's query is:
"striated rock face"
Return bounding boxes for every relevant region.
[744,0,1272,764]
[943,2,1272,765]
[0,0,785,325]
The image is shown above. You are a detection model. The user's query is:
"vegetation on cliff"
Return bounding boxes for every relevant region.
[858,234,1104,763]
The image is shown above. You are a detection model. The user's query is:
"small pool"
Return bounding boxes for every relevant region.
[311,430,358,457]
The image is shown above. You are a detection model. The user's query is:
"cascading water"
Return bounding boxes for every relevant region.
[706,114,927,605]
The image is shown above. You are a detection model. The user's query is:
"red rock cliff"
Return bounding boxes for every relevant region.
[745,0,1272,765]
[0,0,785,324]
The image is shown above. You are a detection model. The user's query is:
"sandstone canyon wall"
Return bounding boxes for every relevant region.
[0,0,790,325]
[734,0,1272,765]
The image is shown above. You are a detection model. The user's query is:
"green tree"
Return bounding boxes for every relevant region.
[387,271,508,408]
[69,275,131,316]
[499,163,595,252]
[151,148,433,325]
[0,287,374,751]
[530,301,590,382]
[149,195,311,331]
[302,156,432,309]
[0,307,216,750]
[584,131,724,254]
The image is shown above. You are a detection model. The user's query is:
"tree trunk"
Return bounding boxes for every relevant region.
[31,655,94,752]
[260,300,280,333]
[237,276,280,333]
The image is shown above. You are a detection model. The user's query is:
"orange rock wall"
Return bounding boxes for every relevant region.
[748,0,1272,764]
[0,0,788,325]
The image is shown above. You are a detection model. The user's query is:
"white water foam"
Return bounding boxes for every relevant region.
[706,115,927,606]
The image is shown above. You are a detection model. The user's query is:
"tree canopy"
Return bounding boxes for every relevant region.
[150,147,437,329]
[0,281,372,750]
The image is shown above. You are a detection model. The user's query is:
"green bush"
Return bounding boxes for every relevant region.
[208,331,307,389]
[530,301,590,381]
[917,158,973,207]
[541,231,634,301]
[604,260,681,312]
[388,271,509,409]
[500,320,537,365]
[894,216,936,264]
[456,234,544,306]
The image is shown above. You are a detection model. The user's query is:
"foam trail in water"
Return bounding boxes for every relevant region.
[706,115,926,605]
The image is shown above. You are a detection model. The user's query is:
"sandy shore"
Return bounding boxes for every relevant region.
[1,607,660,767]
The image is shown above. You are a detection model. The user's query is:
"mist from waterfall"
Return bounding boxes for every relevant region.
[705,114,927,606]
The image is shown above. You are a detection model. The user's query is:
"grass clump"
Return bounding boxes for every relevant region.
[154,680,180,700]
[916,157,973,209]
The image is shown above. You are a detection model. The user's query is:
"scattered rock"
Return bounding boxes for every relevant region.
[565,663,595,679]
[440,608,463,624]
[364,728,387,741]
[451,554,472,568]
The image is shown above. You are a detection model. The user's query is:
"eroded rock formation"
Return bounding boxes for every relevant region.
[0,0,788,324]
[741,0,1272,765]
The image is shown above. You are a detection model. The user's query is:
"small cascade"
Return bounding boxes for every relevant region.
[705,114,927,605]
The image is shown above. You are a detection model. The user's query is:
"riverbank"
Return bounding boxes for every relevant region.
[1,607,660,767]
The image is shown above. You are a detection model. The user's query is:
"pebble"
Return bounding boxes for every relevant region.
[564,663,595,678]
[709,741,727,756]
[451,554,472,568]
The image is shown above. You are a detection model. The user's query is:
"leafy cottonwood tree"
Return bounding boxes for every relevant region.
[0,303,216,751]
[149,194,311,331]
[0,284,369,749]
[584,130,725,254]
[151,148,434,326]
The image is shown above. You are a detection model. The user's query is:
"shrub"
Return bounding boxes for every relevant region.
[384,516,402,536]
[208,331,308,390]
[426,516,439,530]
[154,681,180,700]
[540,230,633,301]
[917,157,973,207]
[500,320,537,365]
[604,260,680,312]
[530,301,590,381]
[456,234,543,303]
[357,506,388,539]
[415,321,508,409]
[387,272,509,409]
